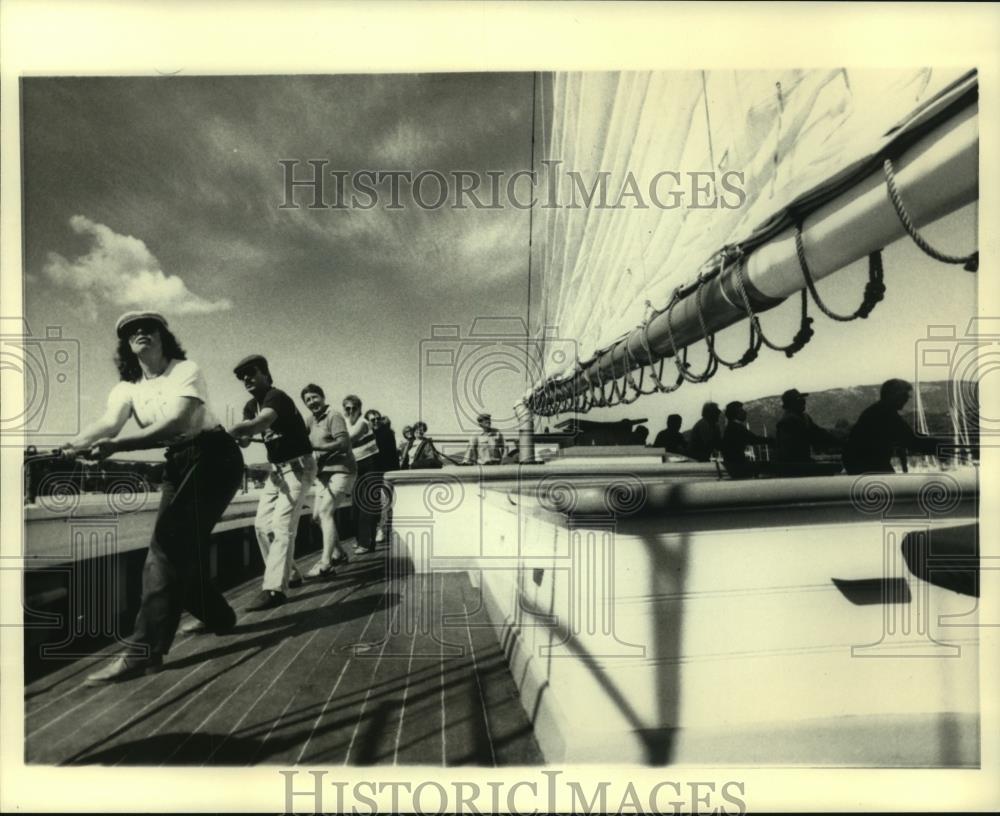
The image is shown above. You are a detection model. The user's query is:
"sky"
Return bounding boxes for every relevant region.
[18,72,980,456]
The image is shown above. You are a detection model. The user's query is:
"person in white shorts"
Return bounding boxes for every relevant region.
[301,384,356,577]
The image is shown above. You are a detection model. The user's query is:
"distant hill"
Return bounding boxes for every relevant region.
[741,380,977,439]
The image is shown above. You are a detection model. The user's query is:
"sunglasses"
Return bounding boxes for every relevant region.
[125,320,160,338]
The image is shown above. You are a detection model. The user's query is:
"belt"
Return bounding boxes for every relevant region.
[272,452,316,469]
[166,425,228,455]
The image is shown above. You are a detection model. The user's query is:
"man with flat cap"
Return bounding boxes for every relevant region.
[463,412,505,465]
[774,388,839,474]
[227,354,316,610]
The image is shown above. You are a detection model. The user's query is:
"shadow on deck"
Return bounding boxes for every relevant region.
[24,549,543,766]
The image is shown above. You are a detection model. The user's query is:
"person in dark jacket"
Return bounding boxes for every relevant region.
[688,402,723,462]
[364,409,398,543]
[721,401,771,479]
[406,422,443,469]
[843,379,946,474]
[653,413,687,456]
[774,388,839,473]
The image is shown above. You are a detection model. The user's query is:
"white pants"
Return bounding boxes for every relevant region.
[255,454,316,592]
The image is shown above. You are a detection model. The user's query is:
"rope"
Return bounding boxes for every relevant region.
[664,288,718,383]
[732,254,813,357]
[884,157,978,272]
[638,306,684,395]
[794,224,886,321]
[695,255,761,369]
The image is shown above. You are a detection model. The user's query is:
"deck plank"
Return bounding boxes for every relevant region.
[25,550,542,766]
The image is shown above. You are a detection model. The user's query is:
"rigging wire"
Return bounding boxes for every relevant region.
[525,71,538,390]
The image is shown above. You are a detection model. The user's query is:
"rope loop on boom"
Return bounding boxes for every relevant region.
[697,254,761,369]
[794,222,887,321]
[665,286,718,383]
[638,305,684,395]
[883,157,978,272]
[731,253,813,358]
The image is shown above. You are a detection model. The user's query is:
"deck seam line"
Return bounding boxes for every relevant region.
[267,576,388,764]
[343,602,403,765]
[239,579,381,761]
[166,577,356,764]
[32,590,294,757]
[214,578,363,754]
[440,574,446,766]
[391,592,421,765]
[464,598,497,767]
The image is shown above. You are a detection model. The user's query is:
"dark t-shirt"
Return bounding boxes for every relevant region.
[653,429,687,455]
[721,421,767,465]
[243,387,312,464]
[373,425,399,472]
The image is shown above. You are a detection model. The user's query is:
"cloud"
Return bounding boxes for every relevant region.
[42,216,232,316]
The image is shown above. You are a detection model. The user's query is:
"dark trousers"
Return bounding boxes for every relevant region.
[353,456,382,552]
[130,429,243,655]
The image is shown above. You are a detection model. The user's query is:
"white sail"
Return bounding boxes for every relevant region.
[533,68,973,386]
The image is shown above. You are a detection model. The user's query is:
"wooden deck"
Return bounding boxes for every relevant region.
[24,549,543,766]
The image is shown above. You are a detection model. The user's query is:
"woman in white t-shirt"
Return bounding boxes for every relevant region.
[63,311,244,685]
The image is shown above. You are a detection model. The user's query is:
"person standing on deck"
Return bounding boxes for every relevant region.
[463,412,505,465]
[653,414,688,456]
[301,384,355,578]
[364,408,398,544]
[228,354,316,610]
[343,394,380,554]
[774,388,839,473]
[688,402,723,462]
[843,379,948,474]
[69,311,244,684]
[407,421,444,469]
[398,425,415,464]
[721,401,771,479]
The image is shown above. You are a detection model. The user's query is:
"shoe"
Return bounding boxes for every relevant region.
[375,528,385,543]
[244,590,286,611]
[85,654,163,685]
[353,545,374,555]
[288,576,303,589]
[179,613,236,636]
[330,551,349,565]
[179,619,208,635]
[306,562,336,579]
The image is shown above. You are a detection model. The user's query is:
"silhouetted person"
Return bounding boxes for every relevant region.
[721,401,771,479]
[688,402,722,462]
[775,388,839,472]
[631,425,650,446]
[843,379,947,474]
[654,414,688,456]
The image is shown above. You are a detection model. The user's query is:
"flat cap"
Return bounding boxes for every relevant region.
[781,388,808,406]
[115,310,168,338]
[233,353,268,376]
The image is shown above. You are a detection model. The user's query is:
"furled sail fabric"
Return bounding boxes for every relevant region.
[533,68,970,384]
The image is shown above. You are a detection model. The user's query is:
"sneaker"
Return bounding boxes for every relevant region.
[179,619,208,635]
[306,562,336,579]
[85,654,163,686]
[244,590,286,611]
